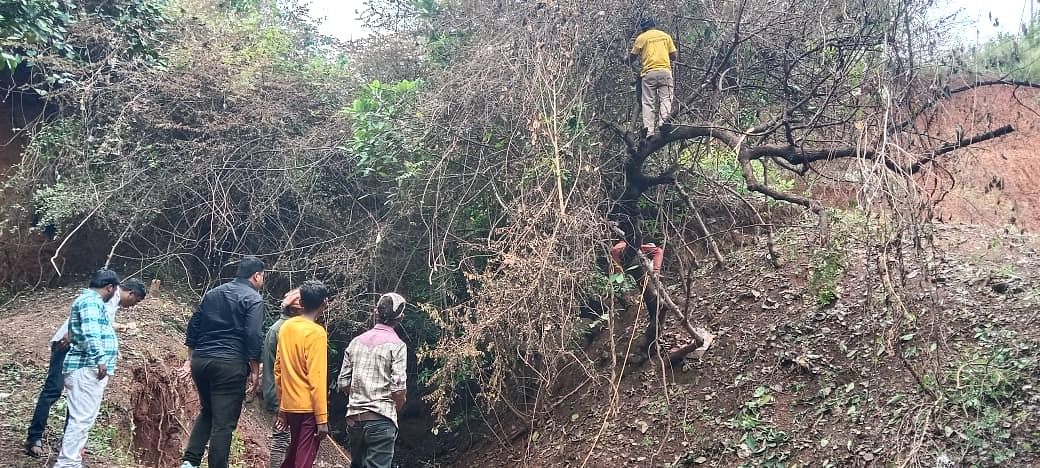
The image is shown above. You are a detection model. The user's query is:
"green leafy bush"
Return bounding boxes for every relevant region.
[344,79,426,180]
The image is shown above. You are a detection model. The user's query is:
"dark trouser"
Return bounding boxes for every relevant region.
[281,413,320,468]
[26,342,69,444]
[182,357,249,468]
[348,418,397,468]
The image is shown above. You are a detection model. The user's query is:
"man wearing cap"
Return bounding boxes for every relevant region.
[338,293,409,468]
[274,280,331,467]
[53,269,122,467]
[261,288,303,468]
[180,255,266,468]
[629,17,678,138]
[25,275,147,459]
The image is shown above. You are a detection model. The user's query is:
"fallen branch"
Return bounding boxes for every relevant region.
[891,79,1040,132]
[907,124,1015,174]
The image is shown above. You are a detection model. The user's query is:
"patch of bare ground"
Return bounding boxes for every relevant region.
[918,84,1040,231]
[452,223,1040,467]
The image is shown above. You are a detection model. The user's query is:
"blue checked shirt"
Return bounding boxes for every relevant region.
[63,289,119,375]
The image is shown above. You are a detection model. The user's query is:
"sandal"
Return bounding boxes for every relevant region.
[24,439,45,458]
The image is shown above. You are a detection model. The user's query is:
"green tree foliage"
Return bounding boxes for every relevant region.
[345,79,426,181]
[0,0,75,68]
[972,16,1040,81]
[0,0,170,71]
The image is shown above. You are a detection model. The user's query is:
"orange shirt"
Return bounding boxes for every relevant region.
[274,316,329,423]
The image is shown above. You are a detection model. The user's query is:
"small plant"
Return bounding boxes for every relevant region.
[807,211,856,307]
[344,79,426,180]
[86,405,135,465]
[229,429,246,467]
[940,328,1039,465]
[726,386,790,466]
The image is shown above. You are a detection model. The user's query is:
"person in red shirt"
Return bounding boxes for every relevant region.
[611,240,664,274]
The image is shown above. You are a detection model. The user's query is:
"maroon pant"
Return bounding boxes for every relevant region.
[281,413,321,468]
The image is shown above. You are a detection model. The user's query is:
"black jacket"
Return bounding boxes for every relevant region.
[185,278,265,361]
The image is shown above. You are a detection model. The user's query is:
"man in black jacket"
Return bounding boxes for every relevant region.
[179,256,266,468]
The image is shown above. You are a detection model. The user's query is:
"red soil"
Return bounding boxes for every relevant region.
[917,84,1040,230]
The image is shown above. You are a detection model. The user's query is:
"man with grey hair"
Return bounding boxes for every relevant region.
[338,293,408,468]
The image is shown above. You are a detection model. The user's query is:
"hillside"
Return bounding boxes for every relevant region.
[921,84,1040,230]
[453,223,1040,467]
[0,221,1036,467]
[3,1,1040,467]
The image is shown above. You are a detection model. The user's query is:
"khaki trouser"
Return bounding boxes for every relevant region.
[641,68,674,135]
[56,367,109,468]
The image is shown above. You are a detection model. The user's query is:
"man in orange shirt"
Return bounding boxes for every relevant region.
[274,280,330,468]
[630,18,678,137]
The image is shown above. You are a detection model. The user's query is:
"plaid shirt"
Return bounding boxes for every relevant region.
[63,289,119,375]
[338,324,407,426]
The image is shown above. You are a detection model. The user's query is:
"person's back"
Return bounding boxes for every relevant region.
[276,316,328,419]
[629,18,678,137]
[274,281,330,468]
[632,28,675,76]
[187,279,264,359]
[343,324,406,423]
[181,256,266,468]
[339,293,409,468]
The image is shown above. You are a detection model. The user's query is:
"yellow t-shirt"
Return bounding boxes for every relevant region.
[274,316,329,423]
[631,29,677,76]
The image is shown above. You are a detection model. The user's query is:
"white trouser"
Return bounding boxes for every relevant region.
[55,366,109,468]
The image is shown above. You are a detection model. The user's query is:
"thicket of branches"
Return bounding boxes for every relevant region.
[1,0,1027,441]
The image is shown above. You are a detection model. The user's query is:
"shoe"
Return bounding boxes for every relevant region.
[180,462,199,468]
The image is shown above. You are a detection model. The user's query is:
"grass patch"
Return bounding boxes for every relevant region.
[940,327,1040,465]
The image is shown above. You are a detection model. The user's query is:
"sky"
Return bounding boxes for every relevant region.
[303,0,1034,43]
[945,0,1034,43]
[303,0,369,41]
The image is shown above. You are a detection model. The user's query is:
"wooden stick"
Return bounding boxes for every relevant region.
[326,436,353,464]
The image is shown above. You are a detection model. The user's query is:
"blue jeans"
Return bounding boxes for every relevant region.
[348,418,397,468]
[26,341,69,444]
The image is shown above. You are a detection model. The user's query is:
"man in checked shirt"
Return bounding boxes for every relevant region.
[54,269,122,468]
[338,293,408,468]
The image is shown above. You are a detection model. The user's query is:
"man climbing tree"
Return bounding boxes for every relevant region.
[629,17,677,138]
